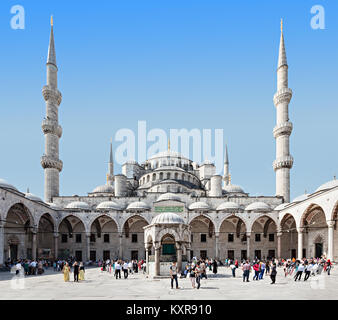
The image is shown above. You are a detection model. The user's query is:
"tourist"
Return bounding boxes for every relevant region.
[62,262,70,282]
[252,261,260,280]
[326,259,332,275]
[79,262,85,281]
[189,263,196,288]
[115,260,121,279]
[195,262,202,289]
[37,261,44,275]
[123,260,129,279]
[265,260,270,275]
[201,260,207,279]
[169,261,179,289]
[242,260,251,282]
[73,261,79,282]
[259,261,266,280]
[294,262,304,281]
[270,263,277,284]
[212,259,218,275]
[230,261,236,277]
[128,260,133,274]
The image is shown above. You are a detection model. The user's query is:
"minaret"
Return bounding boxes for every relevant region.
[41,16,63,202]
[107,140,114,186]
[273,19,293,203]
[223,144,230,187]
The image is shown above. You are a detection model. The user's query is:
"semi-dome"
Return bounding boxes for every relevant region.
[25,193,44,203]
[216,201,241,211]
[223,184,245,194]
[91,184,114,193]
[188,201,210,210]
[273,203,290,211]
[47,202,62,210]
[151,212,185,224]
[127,201,150,211]
[157,193,181,202]
[96,201,121,211]
[245,202,271,212]
[292,194,309,203]
[315,179,338,193]
[66,201,91,210]
[0,179,18,191]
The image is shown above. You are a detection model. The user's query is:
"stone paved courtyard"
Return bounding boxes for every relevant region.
[0,266,337,300]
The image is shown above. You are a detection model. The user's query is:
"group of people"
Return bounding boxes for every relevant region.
[99,259,147,279]
[62,261,85,282]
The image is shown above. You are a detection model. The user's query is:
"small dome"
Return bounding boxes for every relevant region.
[216,201,241,211]
[315,179,338,193]
[223,184,245,194]
[292,194,309,203]
[96,201,121,210]
[273,203,290,211]
[0,179,18,191]
[47,202,63,210]
[91,184,114,193]
[126,160,138,164]
[66,201,91,210]
[25,193,44,203]
[151,212,185,224]
[157,193,181,202]
[127,201,150,211]
[189,201,210,210]
[245,202,271,212]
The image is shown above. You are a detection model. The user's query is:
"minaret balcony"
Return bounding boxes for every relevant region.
[273,156,294,171]
[42,85,62,105]
[273,88,292,106]
[273,122,293,138]
[41,119,62,138]
[41,155,63,172]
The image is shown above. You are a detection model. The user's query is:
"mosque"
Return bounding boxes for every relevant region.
[0,18,337,275]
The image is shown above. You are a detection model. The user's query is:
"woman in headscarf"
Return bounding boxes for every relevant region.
[212,259,218,274]
[62,262,70,282]
[79,262,85,281]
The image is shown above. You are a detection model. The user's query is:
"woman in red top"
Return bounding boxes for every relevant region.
[253,262,260,280]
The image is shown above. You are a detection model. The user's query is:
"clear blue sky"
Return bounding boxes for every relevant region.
[0,0,337,200]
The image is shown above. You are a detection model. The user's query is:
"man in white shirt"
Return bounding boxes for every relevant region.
[115,261,121,279]
[15,261,22,275]
[294,263,304,281]
[128,261,133,274]
[123,261,129,279]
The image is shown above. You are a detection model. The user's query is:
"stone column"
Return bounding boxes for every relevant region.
[86,233,91,262]
[53,233,59,260]
[119,232,123,259]
[246,232,251,260]
[145,248,150,275]
[215,232,220,259]
[32,230,37,260]
[0,223,4,266]
[277,230,283,259]
[327,221,335,261]
[154,243,161,276]
[297,228,304,260]
[176,244,182,273]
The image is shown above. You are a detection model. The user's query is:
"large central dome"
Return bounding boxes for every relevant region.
[148,150,190,161]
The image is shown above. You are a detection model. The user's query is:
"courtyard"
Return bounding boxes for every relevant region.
[0,266,336,300]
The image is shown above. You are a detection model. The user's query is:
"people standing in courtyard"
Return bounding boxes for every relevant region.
[270,263,277,284]
[123,261,129,279]
[189,263,196,288]
[326,259,332,275]
[73,261,79,282]
[169,261,179,289]
[195,262,202,289]
[115,260,121,279]
[230,261,236,277]
[259,261,266,280]
[212,259,218,275]
[242,260,251,282]
[79,262,85,281]
[253,261,260,280]
[63,262,70,282]
[294,262,304,281]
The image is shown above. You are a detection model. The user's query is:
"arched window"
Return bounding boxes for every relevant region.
[152,173,156,181]
[175,173,178,180]
[147,175,150,183]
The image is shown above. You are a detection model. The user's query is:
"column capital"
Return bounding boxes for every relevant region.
[246,232,251,237]
[277,231,283,237]
[327,220,335,228]
[53,232,59,238]
[297,227,305,233]
[154,242,161,250]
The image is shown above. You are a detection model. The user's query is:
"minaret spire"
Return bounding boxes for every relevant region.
[273,19,293,202]
[223,144,230,187]
[41,16,63,202]
[107,139,114,186]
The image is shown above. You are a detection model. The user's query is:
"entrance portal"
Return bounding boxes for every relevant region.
[315,243,323,258]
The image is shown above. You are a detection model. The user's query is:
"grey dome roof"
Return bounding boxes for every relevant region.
[66,201,91,210]
[0,179,18,192]
[223,184,245,194]
[292,194,309,203]
[216,201,241,211]
[155,166,185,172]
[189,201,210,210]
[148,150,189,161]
[92,184,114,193]
[25,193,44,203]
[47,202,62,210]
[127,201,150,211]
[157,193,181,202]
[315,179,338,192]
[96,201,121,210]
[245,202,271,212]
[151,212,185,224]
[201,160,214,165]
[273,203,290,211]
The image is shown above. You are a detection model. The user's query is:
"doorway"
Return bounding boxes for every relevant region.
[75,250,82,262]
[315,243,323,258]
[103,250,110,261]
[9,244,18,261]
